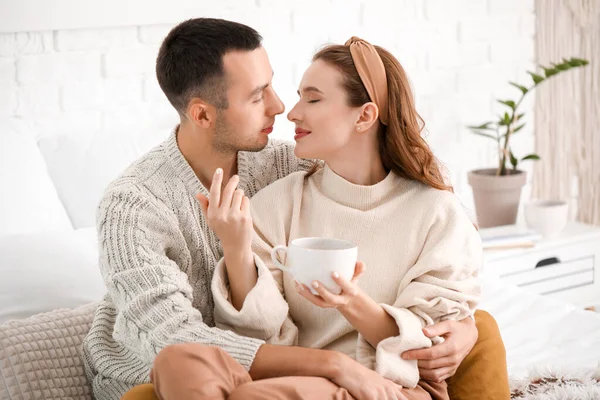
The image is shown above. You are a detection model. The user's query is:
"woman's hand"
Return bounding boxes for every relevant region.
[196,168,253,254]
[295,261,366,311]
[197,168,256,310]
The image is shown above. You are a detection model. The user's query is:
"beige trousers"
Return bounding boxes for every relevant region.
[149,344,449,400]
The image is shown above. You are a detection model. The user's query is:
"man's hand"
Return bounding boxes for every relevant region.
[401,317,478,382]
[196,168,253,253]
[331,353,407,400]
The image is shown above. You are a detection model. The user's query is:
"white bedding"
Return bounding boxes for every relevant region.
[480,273,600,377]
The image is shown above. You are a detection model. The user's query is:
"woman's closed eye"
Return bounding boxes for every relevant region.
[307,99,320,104]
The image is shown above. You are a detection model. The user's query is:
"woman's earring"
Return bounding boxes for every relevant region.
[357,126,361,131]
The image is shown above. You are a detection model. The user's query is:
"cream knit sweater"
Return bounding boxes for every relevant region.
[81,129,312,400]
[212,165,481,389]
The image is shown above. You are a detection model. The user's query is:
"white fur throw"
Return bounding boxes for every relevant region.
[510,365,600,400]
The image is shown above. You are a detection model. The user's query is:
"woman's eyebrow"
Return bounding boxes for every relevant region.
[297,86,324,96]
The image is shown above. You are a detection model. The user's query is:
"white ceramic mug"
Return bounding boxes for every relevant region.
[524,199,569,239]
[270,237,358,295]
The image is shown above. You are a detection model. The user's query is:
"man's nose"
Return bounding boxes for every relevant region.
[267,89,285,116]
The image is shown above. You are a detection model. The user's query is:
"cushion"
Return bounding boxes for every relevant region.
[0,302,97,400]
[37,129,170,229]
[0,131,72,235]
[0,228,105,324]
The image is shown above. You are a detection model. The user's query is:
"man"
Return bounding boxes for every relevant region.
[82,18,509,400]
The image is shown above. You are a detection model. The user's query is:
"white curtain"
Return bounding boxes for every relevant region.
[533,0,600,224]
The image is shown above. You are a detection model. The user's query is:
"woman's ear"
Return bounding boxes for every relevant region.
[186,98,216,129]
[355,102,380,132]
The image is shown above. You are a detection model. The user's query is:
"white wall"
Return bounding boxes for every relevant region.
[0,0,536,224]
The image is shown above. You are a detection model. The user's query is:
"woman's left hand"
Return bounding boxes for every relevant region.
[295,261,366,310]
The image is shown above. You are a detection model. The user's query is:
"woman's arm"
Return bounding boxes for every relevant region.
[207,172,303,345]
[197,170,258,310]
[298,193,481,388]
[296,262,399,348]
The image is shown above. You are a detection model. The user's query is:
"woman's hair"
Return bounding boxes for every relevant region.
[308,43,452,193]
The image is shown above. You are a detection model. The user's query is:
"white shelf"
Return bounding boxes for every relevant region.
[481,221,600,309]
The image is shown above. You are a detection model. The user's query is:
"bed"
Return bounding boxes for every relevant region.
[1,130,599,399]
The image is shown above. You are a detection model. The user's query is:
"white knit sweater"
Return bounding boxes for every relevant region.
[212,165,481,388]
[81,129,312,400]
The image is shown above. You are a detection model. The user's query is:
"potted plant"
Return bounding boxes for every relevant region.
[467,57,589,228]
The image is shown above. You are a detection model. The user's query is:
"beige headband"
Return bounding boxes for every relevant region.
[345,36,389,125]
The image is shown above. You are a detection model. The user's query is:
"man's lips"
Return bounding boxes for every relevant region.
[261,126,273,134]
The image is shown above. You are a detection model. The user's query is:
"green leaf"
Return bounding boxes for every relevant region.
[515,112,525,121]
[509,81,528,94]
[468,122,495,131]
[498,113,511,126]
[528,71,545,84]
[497,99,516,110]
[510,151,518,169]
[471,131,498,140]
[567,58,584,67]
[542,66,559,77]
[521,153,541,161]
[513,123,526,133]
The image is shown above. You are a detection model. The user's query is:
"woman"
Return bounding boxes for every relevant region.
[209,37,481,400]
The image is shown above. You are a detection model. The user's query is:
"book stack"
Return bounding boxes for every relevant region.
[479,225,542,251]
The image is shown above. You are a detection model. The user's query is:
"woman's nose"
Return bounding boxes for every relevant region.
[287,102,301,122]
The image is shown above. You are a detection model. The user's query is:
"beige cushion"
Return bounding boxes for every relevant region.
[0,303,97,400]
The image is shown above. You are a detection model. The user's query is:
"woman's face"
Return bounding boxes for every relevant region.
[287,60,360,160]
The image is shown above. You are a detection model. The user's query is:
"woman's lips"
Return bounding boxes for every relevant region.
[294,128,311,141]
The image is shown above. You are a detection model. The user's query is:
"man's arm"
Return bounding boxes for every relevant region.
[249,344,340,380]
[98,186,263,369]
[251,344,407,400]
[401,317,478,382]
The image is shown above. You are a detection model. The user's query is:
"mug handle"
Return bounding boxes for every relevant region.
[271,245,292,274]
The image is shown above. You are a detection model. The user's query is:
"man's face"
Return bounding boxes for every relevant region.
[213,47,284,153]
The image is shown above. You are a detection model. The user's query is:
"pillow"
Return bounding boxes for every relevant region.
[0,303,97,400]
[38,129,170,229]
[0,227,105,324]
[0,132,72,235]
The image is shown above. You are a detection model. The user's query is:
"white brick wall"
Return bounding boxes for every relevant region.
[0,0,536,212]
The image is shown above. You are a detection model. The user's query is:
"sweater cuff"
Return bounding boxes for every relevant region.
[211,254,289,340]
[375,305,433,388]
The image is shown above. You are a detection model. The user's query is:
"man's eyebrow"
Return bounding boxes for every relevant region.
[250,83,269,98]
[297,86,324,96]
[249,71,275,98]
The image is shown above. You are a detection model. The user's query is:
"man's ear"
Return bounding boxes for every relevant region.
[355,102,380,132]
[186,98,216,129]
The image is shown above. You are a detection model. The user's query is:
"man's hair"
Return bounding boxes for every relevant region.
[156,18,263,114]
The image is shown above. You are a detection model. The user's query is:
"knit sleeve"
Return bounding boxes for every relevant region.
[211,174,302,346]
[373,193,481,388]
[98,187,264,370]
